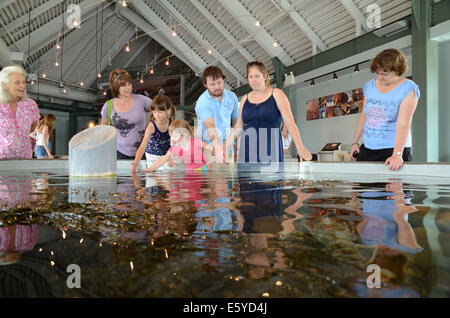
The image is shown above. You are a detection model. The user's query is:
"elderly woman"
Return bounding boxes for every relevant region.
[100,68,152,159]
[0,66,40,159]
[351,49,420,171]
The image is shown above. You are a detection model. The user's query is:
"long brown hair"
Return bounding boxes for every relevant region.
[150,95,176,122]
[38,114,56,132]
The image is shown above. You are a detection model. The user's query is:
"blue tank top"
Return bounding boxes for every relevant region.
[360,191,423,254]
[145,120,171,156]
[363,79,420,150]
[238,89,283,163]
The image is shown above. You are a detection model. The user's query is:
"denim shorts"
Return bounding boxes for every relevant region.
[34,145,47,158]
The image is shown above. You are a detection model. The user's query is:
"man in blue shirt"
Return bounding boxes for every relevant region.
[195,66,239,163]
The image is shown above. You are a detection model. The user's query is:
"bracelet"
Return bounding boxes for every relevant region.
[393,151,403,156]
[351,143,359,146]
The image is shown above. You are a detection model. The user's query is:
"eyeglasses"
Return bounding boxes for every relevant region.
[247,60,264,68]
[376,71,393,78]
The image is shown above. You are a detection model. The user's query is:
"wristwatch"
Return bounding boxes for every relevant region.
[393,151,403,156]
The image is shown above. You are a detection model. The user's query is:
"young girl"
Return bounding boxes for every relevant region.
[132,95,176,172]
[33,114,56,159]
[142,119,212,172]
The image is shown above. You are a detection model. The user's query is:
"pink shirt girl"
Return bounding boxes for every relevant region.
[169,137,208,170]
[0,99,40,159]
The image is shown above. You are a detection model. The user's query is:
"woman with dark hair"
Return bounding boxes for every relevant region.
[351,49,420,171]
[100,68,152,159]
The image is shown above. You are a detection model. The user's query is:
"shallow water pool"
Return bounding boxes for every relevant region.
[0,161,449,297]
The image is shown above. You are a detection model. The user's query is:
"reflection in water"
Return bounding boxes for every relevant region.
[351,181,424,298]
[0,170,446,297]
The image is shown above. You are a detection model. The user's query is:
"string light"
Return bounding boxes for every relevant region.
[207,48,212,55]
[54,60,59,66]
[56,43,61,50]
[97,73,102,78]
[80,81,84,86]
[140,78,144,83]
[42,73,46,78]
[172,28,177,37]
[122,0,127,7]
[255,20,261,26]
[165,57,170,66]
[273,41,278,47]
[125,41,130,52]
[149,67,154,74]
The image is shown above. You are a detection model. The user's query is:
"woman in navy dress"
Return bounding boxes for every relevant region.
[225,60,312,164]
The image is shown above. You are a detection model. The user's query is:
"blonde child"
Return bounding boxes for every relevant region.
[132,95,176,172]
[32,114,56,159]
[142,119,212,172]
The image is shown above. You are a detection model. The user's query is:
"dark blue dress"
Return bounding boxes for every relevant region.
[238,89,283,163]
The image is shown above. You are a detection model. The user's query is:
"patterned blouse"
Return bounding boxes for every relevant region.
[0,99,40,159]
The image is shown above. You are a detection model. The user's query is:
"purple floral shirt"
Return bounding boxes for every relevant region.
[101,94,152,157]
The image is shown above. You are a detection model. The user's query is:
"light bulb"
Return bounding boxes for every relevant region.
[165,59,170,66]
[207,49,212,54]
[97,73,102,78]
[172,29,177,37]
[256,20,261,26]
[122,0,127,7]
[56,43,61,49]
[42,73,46,78]
[273,41,278,47]
[54,61,59,66]
[80,81,84,86]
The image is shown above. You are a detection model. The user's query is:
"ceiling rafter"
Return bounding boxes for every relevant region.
[337,0,370,35]
[13,0,105,57]
[126,0,207,76]
[219,0,295,66]
[278,0,327,52]
[157,0,246,84]
[1,0,65,38]
[123,37,152,69]
[190,0,255,62]
[85,24,135,87]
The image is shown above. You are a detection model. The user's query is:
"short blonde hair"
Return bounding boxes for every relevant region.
[0,65,28,104]
[169,119,194,137]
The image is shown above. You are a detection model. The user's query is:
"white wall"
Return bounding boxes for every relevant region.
[287,54,412,155]
[438,40,450,162]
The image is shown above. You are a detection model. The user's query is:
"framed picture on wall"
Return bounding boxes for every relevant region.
[306,87,364,121]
